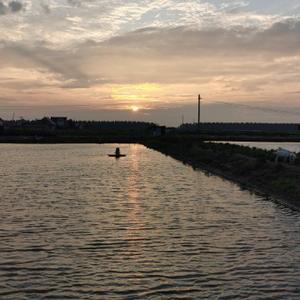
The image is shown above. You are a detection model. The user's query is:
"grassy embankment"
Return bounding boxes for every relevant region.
[143,136,300,209]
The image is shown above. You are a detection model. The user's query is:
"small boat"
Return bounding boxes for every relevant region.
[108,154,126,158]
[108,147,126,158]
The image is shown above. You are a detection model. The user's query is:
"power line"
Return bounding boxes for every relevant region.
[198,94,202,127]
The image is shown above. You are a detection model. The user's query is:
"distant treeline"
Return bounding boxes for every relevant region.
[0,118,158,138]
[181,122,300,133]
[1,119,155,129]
[76,121,155,130]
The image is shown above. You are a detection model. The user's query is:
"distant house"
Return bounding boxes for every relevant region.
[51,117,68,129]
[17,117,56,132]
[40,117,56,131]
[149,125,166,136]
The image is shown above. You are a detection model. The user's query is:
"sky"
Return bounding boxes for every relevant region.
[0,0,300,125]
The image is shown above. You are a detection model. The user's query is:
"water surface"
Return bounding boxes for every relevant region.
[0,144,299,299]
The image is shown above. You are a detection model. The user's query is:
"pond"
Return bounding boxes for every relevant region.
[0,144,299,299]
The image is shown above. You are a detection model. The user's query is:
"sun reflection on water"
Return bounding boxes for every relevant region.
[124,145,145,257]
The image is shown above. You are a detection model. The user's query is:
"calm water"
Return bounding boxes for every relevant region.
[0,144,299,300]
[215,141,300,153]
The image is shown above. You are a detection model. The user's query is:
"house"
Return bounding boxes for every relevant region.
[51,117,68,129]
[149,125,166,136]
[40,117,56,131]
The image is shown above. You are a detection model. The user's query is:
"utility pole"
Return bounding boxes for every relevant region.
[198,94,202,129]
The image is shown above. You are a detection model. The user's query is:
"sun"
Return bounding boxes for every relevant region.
[131,106,140,112]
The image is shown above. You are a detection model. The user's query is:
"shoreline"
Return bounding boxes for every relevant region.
[1,133,300,143]
[142,137,300,211]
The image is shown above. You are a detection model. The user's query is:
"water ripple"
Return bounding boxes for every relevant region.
[0,144,299,299]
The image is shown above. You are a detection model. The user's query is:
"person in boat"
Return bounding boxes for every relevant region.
[108,147,125,157]
[115,147,121,156]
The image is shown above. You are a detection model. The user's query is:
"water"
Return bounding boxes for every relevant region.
[0,144,299,299]
[214,141,300,152]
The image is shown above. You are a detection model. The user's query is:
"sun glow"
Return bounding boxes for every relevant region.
[131,106,140,112]
[111,83,161,103]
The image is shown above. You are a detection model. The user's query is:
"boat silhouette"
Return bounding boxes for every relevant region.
[108,154,126,158]
[108,147,126,158]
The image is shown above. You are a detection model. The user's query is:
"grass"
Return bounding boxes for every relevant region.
[143,136,300,208]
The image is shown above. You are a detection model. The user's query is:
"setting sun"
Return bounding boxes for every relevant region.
[131,106,140,112]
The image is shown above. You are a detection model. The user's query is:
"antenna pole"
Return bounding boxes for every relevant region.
[198,94,202,129]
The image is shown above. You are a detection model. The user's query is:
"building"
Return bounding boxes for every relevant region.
[39,117,56,131]
[50,117,68,129]
[149,125,166,136]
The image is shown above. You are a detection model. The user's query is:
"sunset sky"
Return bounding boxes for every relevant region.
[0,0,300,125]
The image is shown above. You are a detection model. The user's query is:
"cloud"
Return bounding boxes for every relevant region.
[0,1,6,15]
[0,1,300,123]
[0,0,23,15]
[41,3,51,14]
[67,0,96,7]
[1,19,300,85]
[8,1,22,12]
[67,0,82,7]
[1,0,295,46]
[0,18,300,121]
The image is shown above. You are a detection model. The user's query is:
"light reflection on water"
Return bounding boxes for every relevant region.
[0,144,299,299]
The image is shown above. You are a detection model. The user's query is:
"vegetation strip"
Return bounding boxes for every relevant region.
[143,136,300,210]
